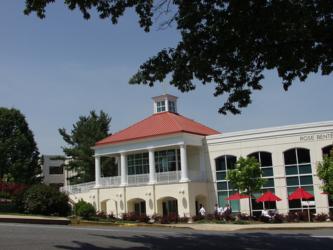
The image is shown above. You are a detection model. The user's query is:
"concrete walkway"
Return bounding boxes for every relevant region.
[0,214,70,225]
[168,222,333,232]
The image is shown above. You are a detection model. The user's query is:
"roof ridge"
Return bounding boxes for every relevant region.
[167,112,184,131]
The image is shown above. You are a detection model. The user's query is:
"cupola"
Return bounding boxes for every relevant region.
[152,94,178,114]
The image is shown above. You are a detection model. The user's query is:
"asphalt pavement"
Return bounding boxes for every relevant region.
[0,222,333,250]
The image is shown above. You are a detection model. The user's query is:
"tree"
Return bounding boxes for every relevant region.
[317,150,333,195]
[59,110,115,184]
[0,107,41,184]
[227,156,265,216]
[24,1,333,114]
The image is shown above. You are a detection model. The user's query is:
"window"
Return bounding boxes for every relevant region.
[284,148,315,211]
[322,145,333,157]
[215,155,239,212]
[127,153,149,175]
[248,152,276,214]
[156,101,166,112]
[49,166,63,175]
[168,101,176,112]
[155,149,180,172]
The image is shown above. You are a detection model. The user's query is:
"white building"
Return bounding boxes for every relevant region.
[62,94,333,217]
[42,155,66,188]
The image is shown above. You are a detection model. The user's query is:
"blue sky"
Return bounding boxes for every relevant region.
[1,1,332,155]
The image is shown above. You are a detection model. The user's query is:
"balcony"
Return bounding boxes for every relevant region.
[61,170,206,195]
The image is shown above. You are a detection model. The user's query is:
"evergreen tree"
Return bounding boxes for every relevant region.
[0,107,41,184]
[227,156,265,216]
[59,111,115,184]
[24,1,333,114]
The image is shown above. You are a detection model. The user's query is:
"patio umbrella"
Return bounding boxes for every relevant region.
[288,187,314,222]
[256,191,281,210]
[225,192,250,200]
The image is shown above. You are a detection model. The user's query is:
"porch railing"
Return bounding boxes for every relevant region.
[100,176,121,187]
[127,174,150,186]
[61,170,206,194]
[60,181,95,194]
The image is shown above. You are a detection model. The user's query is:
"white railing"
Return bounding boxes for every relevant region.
[155,171,181,184]
[60,181,95,194]
[100,176,121,187]
[127,174,150,186]
[61,170,207,194]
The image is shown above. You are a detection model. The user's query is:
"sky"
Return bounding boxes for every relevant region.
[0,1,333,155]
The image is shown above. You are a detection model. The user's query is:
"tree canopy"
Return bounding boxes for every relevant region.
[59,110,115,184]
[0,107,41,184]
[24,1,333,114]
[227,156,265,215]
[317,150,333,195]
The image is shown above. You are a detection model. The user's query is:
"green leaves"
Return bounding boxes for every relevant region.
[226,156,265,195]
[0,107,41,184]
[317,151,333,194]
[24,1,333,114]
[59,110,114,184]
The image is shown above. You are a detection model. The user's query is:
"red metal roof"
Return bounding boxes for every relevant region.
[95,112,220,146]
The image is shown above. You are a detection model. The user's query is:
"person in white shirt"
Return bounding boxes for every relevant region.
[261,209,272,219]
[217,205,223,215]
[199,204,206,216]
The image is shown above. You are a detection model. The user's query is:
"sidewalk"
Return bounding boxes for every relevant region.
[0,214,70,225]
[167,222,333,232]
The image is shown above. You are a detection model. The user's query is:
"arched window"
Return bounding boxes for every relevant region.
[248,152,276,214]
[284,148,315,211]
[215,155,239,212]
[322,145,333,157]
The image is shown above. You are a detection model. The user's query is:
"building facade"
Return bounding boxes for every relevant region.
[41,155,66,188]
[62,95,333,217]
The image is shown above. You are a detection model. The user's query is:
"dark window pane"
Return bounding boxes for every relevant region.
[284,149,297,165]
[228,181,236,190]
[297,148,310,164]
[260,152,272,167]
[289,199,301,209]
[248,152,259,162]
[216,171,226,181]
[215,157,226,171]
[286,165,298,175]
[217,182,228,190]
[322,145,333,156]
[263,178,274,188]
[300,176,313,185]
[262,168,273,177]
[226,155,237,169]
[299,164,312,174]
[287,177,299,186]
[302,186,314,195]
[252,198,264,210]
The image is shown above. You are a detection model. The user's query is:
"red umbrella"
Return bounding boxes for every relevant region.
[226,192,250,200]
[256,191,281,203]
[288,187,314,200]
[288,187,314,222]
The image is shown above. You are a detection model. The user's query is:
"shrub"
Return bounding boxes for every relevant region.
[192,214,205,221]
[314,213,328,222]
[259,215,271,223]
[179,216,189,223]
[151,214,162,223]
[74,199,96,219]
[286,211,299,222]
[272,213,285,223]
[22,184,71,216]
[236,213,250,221]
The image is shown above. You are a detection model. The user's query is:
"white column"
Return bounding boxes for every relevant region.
[95,156,101,188]
[180,144,190,182]
[148,148,156,184]
[116,156,121,176]
[120,152,127,186]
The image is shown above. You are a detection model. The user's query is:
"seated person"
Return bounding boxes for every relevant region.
[261,209,272,219]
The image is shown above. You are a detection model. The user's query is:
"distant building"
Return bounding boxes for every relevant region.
[41,155,66,188]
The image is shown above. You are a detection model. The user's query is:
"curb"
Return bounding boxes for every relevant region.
[0,217,70,225]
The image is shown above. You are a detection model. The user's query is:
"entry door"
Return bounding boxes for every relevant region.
[162,200,178,216]
[134,201,146,215]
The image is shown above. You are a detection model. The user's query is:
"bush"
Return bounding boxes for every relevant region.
[21,184,71,216]
[286,211,299,222]
[74,199,96,219]
[314,213,328,222]
[272,213,285,223]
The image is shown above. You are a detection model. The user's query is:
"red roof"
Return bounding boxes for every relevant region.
[96,112,220,146]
